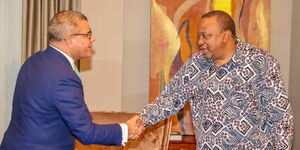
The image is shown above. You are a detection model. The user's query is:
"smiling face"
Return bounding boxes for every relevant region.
[68,20,95,60]
[197,16,227,61]
[48,11,96,61]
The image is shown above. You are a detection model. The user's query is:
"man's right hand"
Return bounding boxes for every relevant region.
[125,115,145,140]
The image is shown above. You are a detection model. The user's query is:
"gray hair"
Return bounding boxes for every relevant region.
[48,10,88,41]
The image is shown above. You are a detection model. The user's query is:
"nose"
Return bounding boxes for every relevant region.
[198,36,204,46]
[90,35,96,42]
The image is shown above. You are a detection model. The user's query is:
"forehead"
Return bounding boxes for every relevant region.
[77,20,90,31]
[198,17,220,32]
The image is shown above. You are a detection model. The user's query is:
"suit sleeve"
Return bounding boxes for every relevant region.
[51,74,123,146]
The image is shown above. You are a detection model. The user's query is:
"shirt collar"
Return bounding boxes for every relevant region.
[231,37,246,66]
[49,45,75,70]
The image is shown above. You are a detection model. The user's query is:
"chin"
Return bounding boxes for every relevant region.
[203,54,210,59]
[85,51,93,57]
[85,54,93,58]
[80,54,92,59]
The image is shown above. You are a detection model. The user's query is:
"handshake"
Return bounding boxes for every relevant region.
[125,115,145,140]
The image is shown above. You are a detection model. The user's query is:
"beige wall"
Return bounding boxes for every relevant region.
[270,0,293,91]
[122,0,150,112]
[80,0,125,111]
[80,0,150,112]
[290,0,300,149]
[0,0,22,141]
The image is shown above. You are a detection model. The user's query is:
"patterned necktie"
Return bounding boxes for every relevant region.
[74,65,80,77]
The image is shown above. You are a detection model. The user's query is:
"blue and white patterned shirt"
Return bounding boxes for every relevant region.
[140,38,293,150]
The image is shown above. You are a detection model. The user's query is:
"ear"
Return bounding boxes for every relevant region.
[223,30,232,42]
[64,36,75,49]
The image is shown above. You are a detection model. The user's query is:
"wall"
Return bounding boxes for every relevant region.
[122,0,150,112]
[80,0,150,112]
[80,0,124,111]
[290,0,300,149]
[270,0,293,91]
[0,0,22,141]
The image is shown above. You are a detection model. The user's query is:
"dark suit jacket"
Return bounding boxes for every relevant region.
[0,46,122,150]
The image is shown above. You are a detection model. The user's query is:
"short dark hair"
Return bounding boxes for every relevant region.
[201,10,236,37]
[48,10,88,41]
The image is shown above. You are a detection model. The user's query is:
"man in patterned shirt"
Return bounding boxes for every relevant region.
[139,10,293,149]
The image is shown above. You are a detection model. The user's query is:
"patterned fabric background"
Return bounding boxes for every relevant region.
[150,0,270,135]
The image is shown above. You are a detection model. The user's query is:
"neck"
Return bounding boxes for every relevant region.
[50,41,77,61]
[215,38,236,67]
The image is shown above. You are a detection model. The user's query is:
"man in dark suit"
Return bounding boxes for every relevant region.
[0,10,143,150]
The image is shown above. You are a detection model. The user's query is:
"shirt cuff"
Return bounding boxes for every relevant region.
[119,123,128,146]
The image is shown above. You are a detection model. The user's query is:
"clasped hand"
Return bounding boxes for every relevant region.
[125,115,145,140]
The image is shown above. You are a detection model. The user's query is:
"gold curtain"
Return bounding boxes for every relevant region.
[22,0,81,62]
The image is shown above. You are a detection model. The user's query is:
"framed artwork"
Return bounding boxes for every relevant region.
[150,0,270,135]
